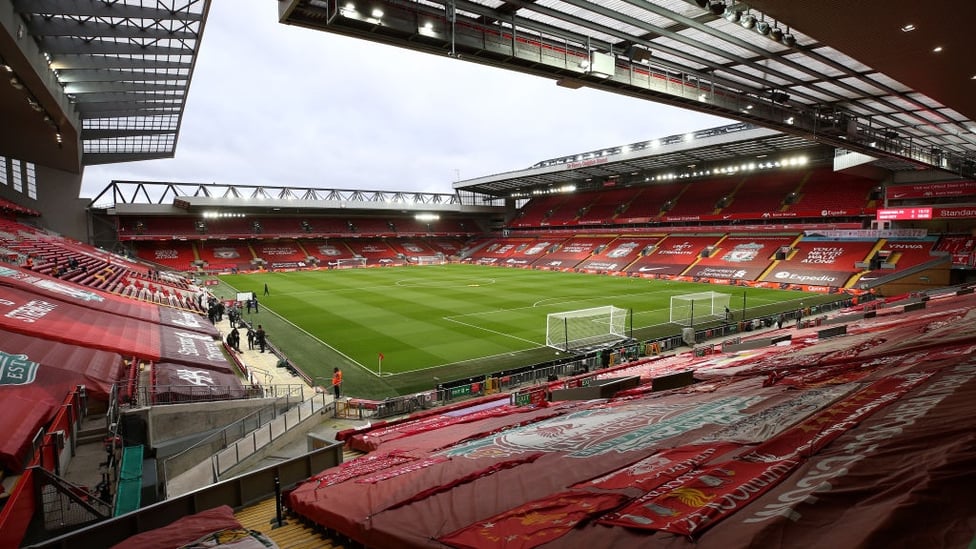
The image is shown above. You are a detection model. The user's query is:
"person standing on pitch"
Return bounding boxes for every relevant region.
[331,367,343,399]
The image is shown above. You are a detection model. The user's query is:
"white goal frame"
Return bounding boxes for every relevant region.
[335,257,367,269]
[669,291,731,326]
[546,305,631,352]
[412,255,446,266]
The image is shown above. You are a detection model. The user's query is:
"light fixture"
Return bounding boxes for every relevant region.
[740,14,756,29]
[9,76,23,90]
[770,26,783,41]
[707,1,724,15]
[724,6,741,23]
[900,23,916,32]
[932,46,943,53]
[755,19,771,36]
[781,30,796,47]
[371,8,383,18]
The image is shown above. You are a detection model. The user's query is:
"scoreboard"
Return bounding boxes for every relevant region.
[876,207,933,221]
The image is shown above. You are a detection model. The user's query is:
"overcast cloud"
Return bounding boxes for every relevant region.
[80,0,731,198]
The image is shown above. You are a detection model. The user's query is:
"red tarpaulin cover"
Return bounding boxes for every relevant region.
[287,292,976,549]
[0,328,123,471]
[153,362,245,402]
[0,264,216,337]
[0,285,233,372]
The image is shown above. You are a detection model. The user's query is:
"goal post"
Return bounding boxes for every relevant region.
[335,257,367,269]
[669,291,731,326]
[546,306,631,352]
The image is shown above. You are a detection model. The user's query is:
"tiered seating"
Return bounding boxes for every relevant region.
[614,181,685,223]
[577,187,643,225]
[663,177,740,219]
[196,241,254,271]
[203,217,257,237]
[344,239,402,265]
[625,235,724,275]
[684,233,799,281]
[789,169,877,215]
[577,236,663,272]
[253,217,306,236]
[544,192,598,226]
[117,217,197,239]
[719,172,804,216]
[466,237,539,265]
[427,238,468,256]
[762,238,878,287]
[0,197,41,216]
[858,239,942,282]
[529,235,615,269]
[131,240,198,270]
[252,240,309,268]
[303,239,357,266]
[388,239,437,258]
[510,195,571,227]
[935,234,976,267]
[351,218,396,235]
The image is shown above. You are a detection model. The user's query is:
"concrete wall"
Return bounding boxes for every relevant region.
[0,163,89,241]
[147,397,283,448]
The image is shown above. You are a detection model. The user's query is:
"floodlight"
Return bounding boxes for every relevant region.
[708,1,725,15]
[770,27,783,41]
[724,7,741,23]
[781,32,796,47]
[740,14,756,29]
[755,20,771,36]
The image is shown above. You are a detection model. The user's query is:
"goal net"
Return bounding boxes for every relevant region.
[413,254,446,266]
[669,291,731,326]
[546,306,631,352]
[335,257,367,269]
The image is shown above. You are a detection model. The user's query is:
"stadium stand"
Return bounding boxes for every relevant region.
[719,172,804,216]
[252,240,310,269]
[577,187,644,225]
[613,182,685,223]
[529,235,615,269]
[625,235,725,275]
[662,177,739,220]
[685,233,800,281]
[344,239,403,265]
[936,235,976,268]
[6,1,976,547]
[131,241,198,271]
[195,241,255,272]
[577,236,663,272]
[788,170,878,216]
[762,238,879,288]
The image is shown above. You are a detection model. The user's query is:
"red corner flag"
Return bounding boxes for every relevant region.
[378,352,385,361]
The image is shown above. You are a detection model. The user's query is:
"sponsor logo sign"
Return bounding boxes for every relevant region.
[0,351,39,386]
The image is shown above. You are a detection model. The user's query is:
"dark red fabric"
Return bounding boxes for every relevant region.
[287,291,976,548]
[0,328,123,471]
[0,285,231,371]
[0,263,216,336]
[153,362,245,401]
[109,505,242,549]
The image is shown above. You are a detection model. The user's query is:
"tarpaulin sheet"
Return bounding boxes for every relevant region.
[0,264,216,336]
[0,285,232,372]
[0,328,123,471]
[153,362,245,402]
[288,292,976,548]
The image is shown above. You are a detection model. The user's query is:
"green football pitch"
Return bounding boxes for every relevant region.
[217,264,834,398]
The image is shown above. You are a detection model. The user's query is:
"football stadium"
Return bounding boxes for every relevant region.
[2,1,976,547]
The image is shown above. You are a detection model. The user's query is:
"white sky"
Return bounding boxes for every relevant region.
[79,0,731,198]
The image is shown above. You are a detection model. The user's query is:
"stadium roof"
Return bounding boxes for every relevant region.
[279,0,976,195]
[0,0,210,172]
